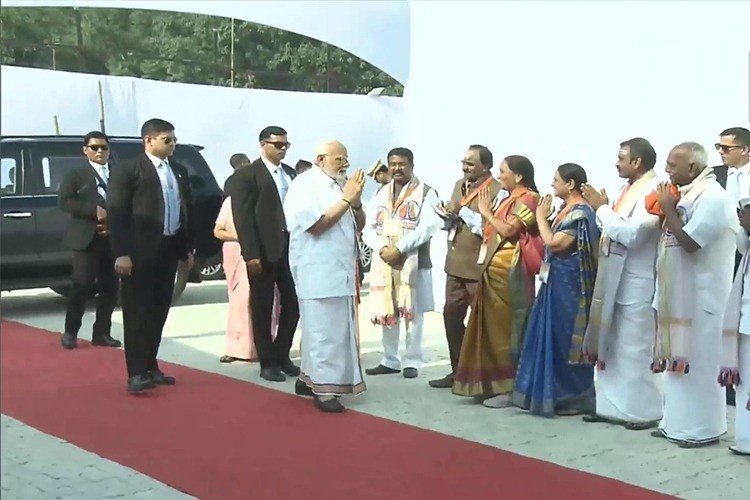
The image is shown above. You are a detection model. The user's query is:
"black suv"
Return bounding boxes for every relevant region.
[0,136,223,301]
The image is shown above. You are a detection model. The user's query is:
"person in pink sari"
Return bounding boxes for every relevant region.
[215,154,279,363]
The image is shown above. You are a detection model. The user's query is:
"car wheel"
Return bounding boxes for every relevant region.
[200,263,224,280]
[358,239,372,273]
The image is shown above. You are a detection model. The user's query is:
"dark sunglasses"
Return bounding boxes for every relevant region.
[150,136,177,145]
[715,143,743,153]
[87,145,109,152]
[263,140,291,150]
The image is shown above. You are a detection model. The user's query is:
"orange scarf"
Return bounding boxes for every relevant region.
[645,184,680,217]
[460,176,493,207]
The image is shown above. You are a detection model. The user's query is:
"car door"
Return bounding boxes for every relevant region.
[0,141,37,285]
[25,140,86,274]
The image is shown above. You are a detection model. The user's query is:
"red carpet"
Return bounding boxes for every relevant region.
[1,321,668,499]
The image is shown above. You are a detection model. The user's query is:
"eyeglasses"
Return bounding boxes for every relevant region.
[87,145,109,152]
[150,136,177,145]
[263,141,291,150]
[715,143,743,153]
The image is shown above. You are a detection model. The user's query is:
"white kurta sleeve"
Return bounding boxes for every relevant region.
[457,206,483,236]
[284,176,327,233]
[596,204,659,248]
[396,189,441,254]
[683,192,739,248]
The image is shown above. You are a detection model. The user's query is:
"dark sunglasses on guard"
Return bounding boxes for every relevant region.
[87,145,109,152]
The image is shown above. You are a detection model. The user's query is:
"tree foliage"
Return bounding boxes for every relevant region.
[0,7,403,95]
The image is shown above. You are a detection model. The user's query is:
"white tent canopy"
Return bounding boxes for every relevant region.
[4,0,411,83]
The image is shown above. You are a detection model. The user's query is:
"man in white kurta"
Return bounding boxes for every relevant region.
[652,143,739,447]
[581,139,663,429]
[362,148,441,379]
[284,141,366,413]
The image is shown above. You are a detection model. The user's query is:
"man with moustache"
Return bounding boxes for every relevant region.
[651,142,738,447]
[429,145,503,388]
[580,138,663,430]
[284,140,366,412]
[58,131,121,350]
[363,148,441,379]
[109,119,194,393]
[224,126,300,382]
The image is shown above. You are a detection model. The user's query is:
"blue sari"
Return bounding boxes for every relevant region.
[512,203,599,416]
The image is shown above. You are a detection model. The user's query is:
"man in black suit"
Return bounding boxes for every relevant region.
[58,131,121,350]
[108,119,194,394]
[224,126,300,382]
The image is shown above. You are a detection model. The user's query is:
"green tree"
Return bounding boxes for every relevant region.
[0,7,403,95]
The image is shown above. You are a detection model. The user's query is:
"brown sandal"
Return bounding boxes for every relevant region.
[220,355,240,363]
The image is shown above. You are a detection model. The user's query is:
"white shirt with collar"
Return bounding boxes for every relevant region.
[145,151,181,235]
[261,154,292,202]
[88,160,109,199]
[284,166,357,300]
[727,160,750,207]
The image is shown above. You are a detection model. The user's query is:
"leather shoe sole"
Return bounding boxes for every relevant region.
[295,379,314,397]
[729,445,750,456]
[91,336,122,348]
[428,374,454,388]
[365,364,400,376]
[260,368,286,382]
[151,373,176,385]
[314,396,345,413]
[281,361,301,377]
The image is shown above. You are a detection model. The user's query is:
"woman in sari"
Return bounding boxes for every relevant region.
[453,156,543,408]
[512,163,599,417]
[215,154,279,363]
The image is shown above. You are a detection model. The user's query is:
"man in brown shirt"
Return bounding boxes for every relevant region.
[429,145,503,388]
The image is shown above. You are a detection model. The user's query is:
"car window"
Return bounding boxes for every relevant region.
[27,142,88,195]
[1,157,18,195]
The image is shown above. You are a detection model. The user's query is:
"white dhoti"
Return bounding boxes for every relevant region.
[735,334,750,453]
[595,302,663,423]
[299,296,366,396]
[660,311,727,443]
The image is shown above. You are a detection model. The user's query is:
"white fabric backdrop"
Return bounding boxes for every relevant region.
[0,65,405,191]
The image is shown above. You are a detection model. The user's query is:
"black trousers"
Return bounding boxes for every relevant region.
[249,251,299,369]
[443,274,479,372]
[64,236,117,338]
[121,236,180,377]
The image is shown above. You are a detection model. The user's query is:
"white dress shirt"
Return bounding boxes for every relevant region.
[88,161,109,199]
[145,152,181,235]
[261,155,292,202]
[727,161,750,207]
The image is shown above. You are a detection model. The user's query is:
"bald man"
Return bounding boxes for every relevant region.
[284,141,367,412]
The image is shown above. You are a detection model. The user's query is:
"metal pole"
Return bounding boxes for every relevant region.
[98,80,106,133]
[213,28,219,85]
[74,7,83,69]
[53,115,60,135]
[230,19,235,88]
[51,45,56,70]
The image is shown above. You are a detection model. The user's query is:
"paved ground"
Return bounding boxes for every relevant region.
[2,282,749,499]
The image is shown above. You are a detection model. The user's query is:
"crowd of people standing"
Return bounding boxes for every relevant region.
[57,119,749,456]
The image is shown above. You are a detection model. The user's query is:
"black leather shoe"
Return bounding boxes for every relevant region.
[260,367,286,382]
[428,373,454,388]
[403,367,418,379]
[314,395,345,413]
[295,379,314,397]
[280,359,301,377]
[582,414,609,424]
[127,375,156,394]
[149,369,176,385]
[365,364,400,376]
[61,333,78,350]
[91,335,122,348]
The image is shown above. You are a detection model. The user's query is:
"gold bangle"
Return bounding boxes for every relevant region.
[342,198,351,206]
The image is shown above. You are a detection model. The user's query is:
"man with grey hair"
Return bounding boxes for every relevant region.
[284,140,367,412]
[651,142,739,447]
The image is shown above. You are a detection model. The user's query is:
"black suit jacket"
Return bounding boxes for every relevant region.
[108,153,193,261]
[714,165,728,189]
[58,162,108,250]
[224,158,296,263]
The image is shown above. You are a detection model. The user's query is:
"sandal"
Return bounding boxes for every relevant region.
[219,355,240,363]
